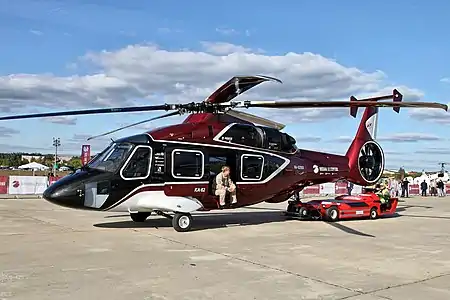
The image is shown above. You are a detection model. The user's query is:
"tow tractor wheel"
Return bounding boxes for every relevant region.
[299,207,308,218]
[370,207,379,219]
[326,207,339,222]
[130,212,151,222]
[172,212,193,232]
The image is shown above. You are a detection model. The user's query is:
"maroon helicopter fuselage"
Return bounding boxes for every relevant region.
[43,107,381,214]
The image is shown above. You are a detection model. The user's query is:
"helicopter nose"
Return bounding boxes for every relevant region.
[43,182,85,209]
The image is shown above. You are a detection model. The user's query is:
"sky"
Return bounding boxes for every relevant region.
[0,0,449,172]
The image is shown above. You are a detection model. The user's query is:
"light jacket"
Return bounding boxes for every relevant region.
[215,172,235,190]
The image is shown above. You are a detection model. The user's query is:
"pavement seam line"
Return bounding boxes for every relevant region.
[364,272,450,295]
[337,273,450,299]
[143,230,362,295]
[8,210,78,232]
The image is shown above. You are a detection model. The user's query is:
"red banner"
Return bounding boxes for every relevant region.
[81,144,91,165]
[446,184,450,194]
[409,184,419,195]
[0,176,8,194]
[335,182,348,194]
[49,176,63,186]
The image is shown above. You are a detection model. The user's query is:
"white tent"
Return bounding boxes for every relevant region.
[413,171,430,185]
[18,162,50,171]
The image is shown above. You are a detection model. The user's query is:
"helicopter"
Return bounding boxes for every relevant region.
[0,75,447,232]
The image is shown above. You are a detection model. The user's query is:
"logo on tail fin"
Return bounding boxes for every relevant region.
[365,113,378,140]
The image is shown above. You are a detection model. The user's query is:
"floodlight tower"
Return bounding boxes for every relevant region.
[52,137,61,176]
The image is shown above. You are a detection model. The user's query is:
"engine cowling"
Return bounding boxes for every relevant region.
[357,140,384,184]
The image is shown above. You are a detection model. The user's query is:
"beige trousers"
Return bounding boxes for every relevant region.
[215,188,237,205]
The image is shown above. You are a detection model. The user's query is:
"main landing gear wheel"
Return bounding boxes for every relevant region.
[326,207,339,222]
[172,212,193,232]
[130,212,151,222]
[370,207,379,219]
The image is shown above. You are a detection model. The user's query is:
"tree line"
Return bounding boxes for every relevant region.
[0,153,82,169]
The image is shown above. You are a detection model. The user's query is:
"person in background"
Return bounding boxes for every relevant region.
[214,165,237,206]
[430,179,437,197]
[420,180,428,197]
[437,179,445,197]
[347,181,354,195]
[389,179,396,197]
[402,178,410,197]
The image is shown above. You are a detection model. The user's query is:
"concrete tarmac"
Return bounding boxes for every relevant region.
[1,196,450,300]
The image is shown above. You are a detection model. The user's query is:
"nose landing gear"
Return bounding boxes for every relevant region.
[153,210,194,232]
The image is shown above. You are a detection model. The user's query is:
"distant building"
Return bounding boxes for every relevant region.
[21,155,44,161]
[21,154,74,163]
[58,156,73,162]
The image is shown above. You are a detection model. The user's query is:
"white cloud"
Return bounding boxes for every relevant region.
[29,29,43,36]
[0,41,429,125]
[215,28,238,35]
[331,133,445,143]
[200,42,254,55]
[440,77,450,83]
[0,126,20,137]
[330,136,353,143]
[0,143,52,153]
[157,27,182,34]
[415,147,449,155]
[44,116,77,125]
[378,133,444,142]
[294,136,322,142]
[409,106,450,124]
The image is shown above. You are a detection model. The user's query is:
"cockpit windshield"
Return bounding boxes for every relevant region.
[87,143,133,172]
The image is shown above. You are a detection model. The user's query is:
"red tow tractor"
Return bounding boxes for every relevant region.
[285,191,398,221]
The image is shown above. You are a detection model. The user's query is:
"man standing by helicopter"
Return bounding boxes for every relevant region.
[214,166,237,206]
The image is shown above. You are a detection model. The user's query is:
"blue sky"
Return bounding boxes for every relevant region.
[0,0,449,172]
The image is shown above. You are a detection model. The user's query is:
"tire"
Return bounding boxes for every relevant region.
[299,207,308,219]
[130,212,151,222]
[172,212,193,232]
[326,207,339,222]
[369,207,378,219]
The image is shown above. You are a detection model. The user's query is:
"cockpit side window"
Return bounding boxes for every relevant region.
[121,146,152,180]
[87,143,133,172]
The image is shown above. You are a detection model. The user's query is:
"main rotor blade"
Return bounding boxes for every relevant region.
[225,109,286,130]
[0,104,175,121]
[87,111,181,141]
[238,100,449,111]
[205,75,282,104]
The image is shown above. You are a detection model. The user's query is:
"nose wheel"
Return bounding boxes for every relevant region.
[172,212,193,232]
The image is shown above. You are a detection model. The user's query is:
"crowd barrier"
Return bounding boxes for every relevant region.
[0,175,449,195]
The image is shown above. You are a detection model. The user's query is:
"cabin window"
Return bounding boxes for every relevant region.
[121,145,152,180]
[172,149,204,179]
[241,154,264,180]
[218,124,263,148]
